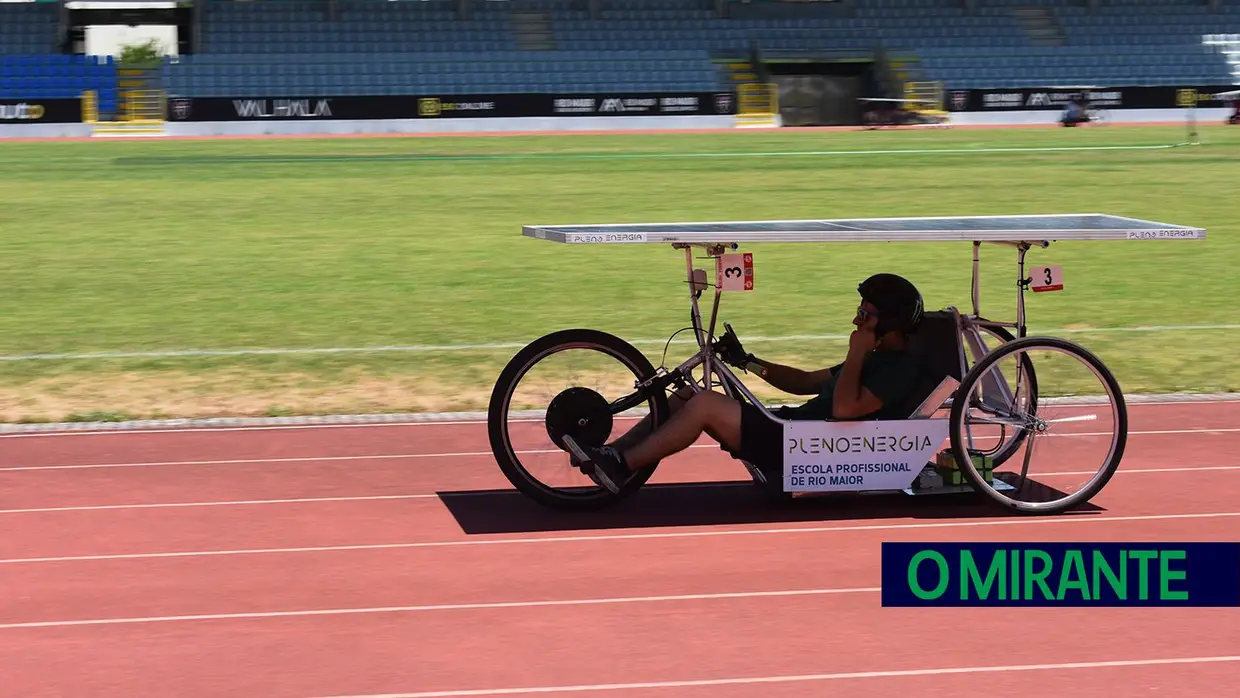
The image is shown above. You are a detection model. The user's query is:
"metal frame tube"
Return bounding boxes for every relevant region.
[683,247,705,347]
[704,287,723,392]
[1016,243,1029,338]
[667,238,1049,428]
[971,241,981,317]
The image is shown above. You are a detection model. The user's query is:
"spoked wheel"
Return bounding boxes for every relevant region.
[949,336,1127,514]
[966,322,1039,467]
[487,329,670,511]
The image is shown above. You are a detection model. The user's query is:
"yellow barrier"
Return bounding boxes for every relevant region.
[903,80,944,111]
[902,80,951,127]
[81,90,98,124]
[85,89,168,137]
[120,89,167,124]
[736,82,779,128]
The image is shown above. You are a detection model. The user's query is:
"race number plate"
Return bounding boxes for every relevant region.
[1030,265,1063,293]
[716,253,754,292]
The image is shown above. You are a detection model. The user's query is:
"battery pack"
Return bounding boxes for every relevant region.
[934,450,994,485]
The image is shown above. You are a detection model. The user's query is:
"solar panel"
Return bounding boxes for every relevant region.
[522,214,1206,245]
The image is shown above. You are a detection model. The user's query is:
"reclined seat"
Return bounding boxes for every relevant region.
[743,309,965,495]
[898,309,966,419]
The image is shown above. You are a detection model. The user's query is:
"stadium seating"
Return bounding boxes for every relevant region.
[3,0,1238,108]
[157,0,1237,99]
[730,0,1236,88]
[166,0,723,97]
[0,1,58,57]
[1,2,119,116]
[0,55,119,112]
[911,0,1239,88]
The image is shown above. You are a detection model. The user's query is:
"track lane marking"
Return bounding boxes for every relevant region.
[3,510,1239,565]
[1,397,1236,438]
[1,464,1238,515]
[305,656,1240,697]
[3,426,1239,472]
[0,587,879,630]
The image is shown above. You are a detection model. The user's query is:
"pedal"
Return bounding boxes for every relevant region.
[561,435,590,467]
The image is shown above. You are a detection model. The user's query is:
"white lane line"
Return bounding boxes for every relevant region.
[1057,427,1240,438]
[0,481,751,515]
[2,463,1238,516]
[0,446,698,472]
[307,656,1240,698]
[2,395,1237,437]
[2,464,1239,516]
[4,426,1239,473]
[3,510,1239,565]
[0,493,442,514]
[0,586,879,631]
[3,322,1236,362]
[0,450,523,472]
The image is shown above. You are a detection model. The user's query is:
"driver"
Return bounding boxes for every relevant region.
[571,273,925,494]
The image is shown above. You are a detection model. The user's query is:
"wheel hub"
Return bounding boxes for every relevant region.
[545,387,613,451]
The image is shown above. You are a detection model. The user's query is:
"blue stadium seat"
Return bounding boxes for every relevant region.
[20,0,1217,100]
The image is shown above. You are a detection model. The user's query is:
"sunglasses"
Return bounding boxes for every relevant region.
[856,306,872,321]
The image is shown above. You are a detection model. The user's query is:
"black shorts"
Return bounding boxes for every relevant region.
[722,401,792,482]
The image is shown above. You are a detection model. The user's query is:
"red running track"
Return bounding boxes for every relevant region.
[2,399,1240,697]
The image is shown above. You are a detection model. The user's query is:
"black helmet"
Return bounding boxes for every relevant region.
[858,273,924,335]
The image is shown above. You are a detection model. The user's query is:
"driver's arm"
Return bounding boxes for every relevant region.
[743,357,835,396]
[831,352,885,419]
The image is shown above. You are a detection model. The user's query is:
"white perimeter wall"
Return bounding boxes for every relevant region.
[0,108,1231,139]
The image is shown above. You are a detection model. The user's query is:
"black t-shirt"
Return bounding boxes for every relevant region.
[783,348,919,421]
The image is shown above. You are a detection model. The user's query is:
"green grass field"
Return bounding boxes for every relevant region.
[0,124,1235,422]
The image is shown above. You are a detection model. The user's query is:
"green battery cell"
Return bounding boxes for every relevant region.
[934,451,994,485]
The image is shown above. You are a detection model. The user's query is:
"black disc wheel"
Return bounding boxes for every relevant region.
[487,329,671,511]
[949,336,1127,515]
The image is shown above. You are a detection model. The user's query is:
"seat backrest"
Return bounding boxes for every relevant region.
[896,309,965,418]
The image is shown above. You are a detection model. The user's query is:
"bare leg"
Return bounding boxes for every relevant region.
[609,386,695,452]
[620,390,743,470]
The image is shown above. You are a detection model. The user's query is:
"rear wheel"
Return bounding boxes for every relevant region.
[949,336,1127,514]
[966,322,1039,467]
[487,329,670,511]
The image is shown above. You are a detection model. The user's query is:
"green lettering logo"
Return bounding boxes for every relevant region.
[1159,550,1189,601]
[909,550,949,600]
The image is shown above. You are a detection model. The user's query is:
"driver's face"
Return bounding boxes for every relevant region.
[854,301,880,330]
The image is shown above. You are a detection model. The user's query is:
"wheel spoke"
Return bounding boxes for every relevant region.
[1016,429,1037,497]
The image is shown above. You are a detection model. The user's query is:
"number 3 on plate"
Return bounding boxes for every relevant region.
[1030,265,1063,293]
[716,253,754,292]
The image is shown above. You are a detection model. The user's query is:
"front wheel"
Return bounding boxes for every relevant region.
[949,336,1127,515]
[487,329,670,511]
[1088,108,1110,125]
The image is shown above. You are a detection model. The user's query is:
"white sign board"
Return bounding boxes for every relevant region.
[1029,265,1063,293]
[716,253,754,292]
[85,24,180,58]
[782,419,950,492]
